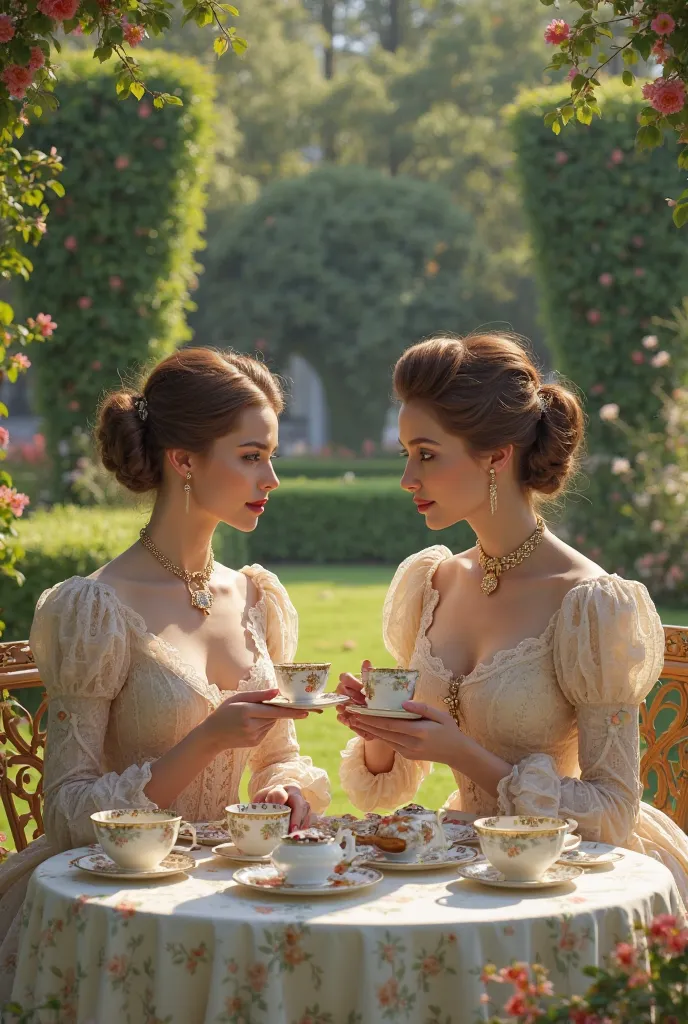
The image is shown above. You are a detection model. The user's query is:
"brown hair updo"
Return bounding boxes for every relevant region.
[97,348,284,493]
[393,334,584,497]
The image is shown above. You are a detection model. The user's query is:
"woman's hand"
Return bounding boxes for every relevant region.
[336,660,376,739]
[347,699,464,767]
[202,688,316,754]
[253,784,311,831]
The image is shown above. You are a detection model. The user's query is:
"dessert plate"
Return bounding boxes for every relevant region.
[558,841,624,867]
[232,864,383,896]
[361,844,478,871]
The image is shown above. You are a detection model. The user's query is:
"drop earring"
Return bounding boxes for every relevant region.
[184,471,191,514]
[489,468,497,516]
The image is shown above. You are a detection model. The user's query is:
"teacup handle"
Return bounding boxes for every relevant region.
[176,820,198,851]
[335,827,357,863]
[431,812,448,852]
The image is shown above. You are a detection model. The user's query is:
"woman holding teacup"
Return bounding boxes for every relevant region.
[0,349,330,996]
[337,333,688,909]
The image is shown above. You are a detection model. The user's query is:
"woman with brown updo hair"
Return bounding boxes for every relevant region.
[0,349,330,997]
[337,333,688,907]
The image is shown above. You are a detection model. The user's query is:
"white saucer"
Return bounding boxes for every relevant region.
[558,841,624,867]
[265,693,349,710]
[442,822,479,844]
[73,852,196,880]
[456,861,582,889]
[212,842,271,864]
[349,706,423,720]
[233,864,383,896]
[362,845,478,871]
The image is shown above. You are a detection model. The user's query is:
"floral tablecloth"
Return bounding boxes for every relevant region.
[12,842,682,1024]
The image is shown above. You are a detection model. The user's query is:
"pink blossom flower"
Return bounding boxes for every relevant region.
[68,400,80,411]
[586,309,601,325]
[0,428,9,449]
[632,235,644,248]
[612,941,637,969]
[77,296,92,310]
[0,15,16,42]
[590,383,605,395]
[123,20,145,46]
[651,519,664,533]
[35,313,57,337]
[10,353,30,371]
[152,137,166,150]
[651,12,676,35]
[503,992,528,1016]
[652,40,671,63]
[109,275,123,290]
[611,457,631,475]
[643,78,686,116]
[64,235,78,251]
[114,155,130,170]
[35,218,47,234]
[38,0,79,20]
[28,47,46,72]
[642,334,658,349]
[599,403,619,422]
[633,267,645,278]
[610,148,624,165]
[0,486,30,518]
[555,150,569,165]
[138,101,152,119]
[1,65,34,101]
[651,350,671,367]
[544,19,570,44]
[567,67,578,82]
[598,272,613,287]
[631,350,644,364]
[627,969,650,988]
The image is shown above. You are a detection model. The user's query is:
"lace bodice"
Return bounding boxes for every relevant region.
[29,566,330,851]
[339,546,688,909]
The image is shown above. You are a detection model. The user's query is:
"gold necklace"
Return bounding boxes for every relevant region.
[139,527,215,615]
[476,516,545,596]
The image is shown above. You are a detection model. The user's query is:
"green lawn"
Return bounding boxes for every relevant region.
[2,567,686,845]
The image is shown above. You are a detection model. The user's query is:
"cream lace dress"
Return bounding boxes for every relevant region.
[340,546,688,909]
[0,564,330,1000]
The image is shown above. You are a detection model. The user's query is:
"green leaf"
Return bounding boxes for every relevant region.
[161,93,183,106]
[0,304,13,326]
[639,106,658,126]
[678,149,688,170]
[561,105,575,125]
[219,4,239,13]
[622,70,634,87]
[130,82,145,100]
[622,48,638,65]
[673,203,688,229]
[571,74,587,92]
[48,179,65,197]
[232,35,248,54]
[597,26,613,39]
[551,120,561,135]
[576,104,593,125]
[153,96,165,109]
[214,36,229,56]
[543,111,558,128]
[636,124,663,150]
[0,404,9,420]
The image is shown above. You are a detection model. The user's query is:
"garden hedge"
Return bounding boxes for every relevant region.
[191,164,491,449]
[246,478,473,563]
[0,507,247,643]
[21,51,216,495]
[510,82,688,444]
[276,458,400,479]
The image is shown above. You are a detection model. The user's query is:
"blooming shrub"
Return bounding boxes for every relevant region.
[539,1,688,226]
[21,50,216,495]
[481,913,687,1022]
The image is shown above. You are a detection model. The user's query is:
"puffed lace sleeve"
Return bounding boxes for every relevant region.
[241,565,330,813]
[340,546,452,812]
[30,577,158,849]
[496,575,665,845]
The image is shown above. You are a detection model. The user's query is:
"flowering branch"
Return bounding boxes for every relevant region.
[540,1,688,227]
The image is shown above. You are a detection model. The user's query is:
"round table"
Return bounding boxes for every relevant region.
[13,843,682,1024]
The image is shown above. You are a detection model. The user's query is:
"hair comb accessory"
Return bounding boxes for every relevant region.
[134,395,148,422]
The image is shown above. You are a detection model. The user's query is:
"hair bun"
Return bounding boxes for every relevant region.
[96,391,161,493]
[521,382,584,496]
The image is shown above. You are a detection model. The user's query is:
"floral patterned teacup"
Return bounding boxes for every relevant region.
[90,809,197,871]
[273,663,331,703]
[362,667,418,711]
[474,815,570,882]
[225,802,291,856]
[375,808,448,862]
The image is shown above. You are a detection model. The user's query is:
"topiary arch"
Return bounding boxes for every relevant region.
[192,165,490,449]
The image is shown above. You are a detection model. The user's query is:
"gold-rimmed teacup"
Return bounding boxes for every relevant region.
[91,809,196,871]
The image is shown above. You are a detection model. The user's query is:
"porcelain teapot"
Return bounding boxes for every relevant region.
[272,828,357,885]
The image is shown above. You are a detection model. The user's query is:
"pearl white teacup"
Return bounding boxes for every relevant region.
[474,815,572,882]
[273,663,331,703]
[225,802,291,857]
[362,666,418,711]
[91,809,197,871]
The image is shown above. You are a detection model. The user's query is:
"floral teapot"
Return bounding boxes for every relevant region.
[272,828,357,885]
[375,805,448,862]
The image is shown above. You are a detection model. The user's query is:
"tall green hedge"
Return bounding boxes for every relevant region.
[191,165,490,449]
[511,82,688,450]
[247,477,473,563]
[21,51,216,492]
